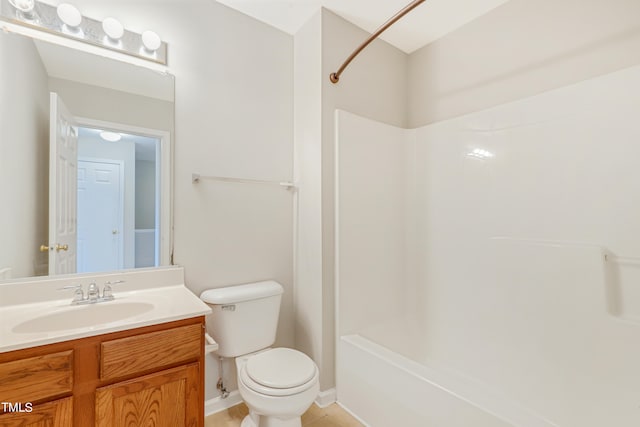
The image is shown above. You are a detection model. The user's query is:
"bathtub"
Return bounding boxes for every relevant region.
[337,333,558,427]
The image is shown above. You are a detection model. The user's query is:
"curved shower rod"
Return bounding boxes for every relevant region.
[329,0,427,84]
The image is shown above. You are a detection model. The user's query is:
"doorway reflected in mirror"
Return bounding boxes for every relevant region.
[76,126,161,274]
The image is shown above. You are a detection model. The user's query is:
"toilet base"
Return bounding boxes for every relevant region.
[241,412,302,427]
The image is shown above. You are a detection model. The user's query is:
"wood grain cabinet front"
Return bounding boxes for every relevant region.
[0,351,73,404]
[0,397,73,427]
[0,317,204,427]
[95,363,200,427]
[100,323,202,381]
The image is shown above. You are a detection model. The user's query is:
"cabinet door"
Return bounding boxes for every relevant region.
[95,363,200,427]
[0,397,72,427]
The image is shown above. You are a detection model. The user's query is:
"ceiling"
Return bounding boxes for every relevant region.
[78,127,159,162]
[215,0,510,53]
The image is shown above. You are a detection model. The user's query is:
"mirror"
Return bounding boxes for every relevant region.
[0,30,174,282]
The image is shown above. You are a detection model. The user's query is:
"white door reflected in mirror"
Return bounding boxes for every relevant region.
[48,93,78,275]
[48,92,163,276]
[77,159,124,273]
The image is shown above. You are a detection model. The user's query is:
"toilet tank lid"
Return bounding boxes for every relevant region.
[200,280,283,304]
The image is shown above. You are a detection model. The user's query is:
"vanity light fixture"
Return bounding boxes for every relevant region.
[100,131,122,142]
[141,30,161,52]
[102,17,124,40]
[56,3,81,28]
[0,0,168,65]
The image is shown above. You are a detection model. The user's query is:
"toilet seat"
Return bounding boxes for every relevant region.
[240,348,318,397]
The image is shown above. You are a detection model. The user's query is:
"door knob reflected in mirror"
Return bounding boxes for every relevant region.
[112,229,119,235]
[39,245,50,252]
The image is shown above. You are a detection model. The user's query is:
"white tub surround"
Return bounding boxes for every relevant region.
[335,64,640,427]
[338,335,548,427]
[0,266,211,353]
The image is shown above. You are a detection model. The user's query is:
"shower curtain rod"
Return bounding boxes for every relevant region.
[329,0,426,84]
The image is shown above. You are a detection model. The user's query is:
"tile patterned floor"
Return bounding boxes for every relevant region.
[205,402,364,427]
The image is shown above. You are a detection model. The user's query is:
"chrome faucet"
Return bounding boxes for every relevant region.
[58,280,125,305]
[87,282,99,302]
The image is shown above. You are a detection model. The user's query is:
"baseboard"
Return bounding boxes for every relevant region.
[205,387,336,416]
[204,390,243,417]
[315,388,337,408]
[336,401,370,427]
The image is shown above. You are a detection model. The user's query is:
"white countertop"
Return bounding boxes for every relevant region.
[0,267,211,353]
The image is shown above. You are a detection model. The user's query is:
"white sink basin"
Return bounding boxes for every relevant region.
[12,302,155,333]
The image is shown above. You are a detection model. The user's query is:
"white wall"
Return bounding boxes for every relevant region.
[0,34,49,278]
[408,0,640,126]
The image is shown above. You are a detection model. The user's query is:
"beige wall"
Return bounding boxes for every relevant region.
[293,8,408,391]
[135,160,156,230]
[0,35,49,279]
[48,77,174,133]
[293,10,324,389]
[164,1,294,399]
[408,0,640,127]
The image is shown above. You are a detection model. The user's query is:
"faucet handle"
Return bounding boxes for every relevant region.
[102,280,125,299]
[58,284,84,302]
[57,284,81,290]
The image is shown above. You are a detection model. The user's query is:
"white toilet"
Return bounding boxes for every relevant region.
[200,281,319,427]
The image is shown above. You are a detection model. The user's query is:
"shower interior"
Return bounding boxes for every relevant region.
[335,65,640,427]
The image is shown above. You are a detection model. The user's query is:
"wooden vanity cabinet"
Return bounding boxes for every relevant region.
[0,317,205,427]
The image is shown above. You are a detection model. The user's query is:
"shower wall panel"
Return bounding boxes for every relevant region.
[335,110,414,337]
[413,64,640,426]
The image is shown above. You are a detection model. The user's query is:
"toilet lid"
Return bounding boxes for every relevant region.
[246,348,316,389]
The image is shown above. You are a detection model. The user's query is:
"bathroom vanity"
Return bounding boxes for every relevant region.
[0,267,211,427]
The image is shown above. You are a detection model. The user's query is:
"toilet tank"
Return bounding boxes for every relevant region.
[200,281,283,358]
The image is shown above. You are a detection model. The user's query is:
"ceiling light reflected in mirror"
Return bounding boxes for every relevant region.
[99,131,122,142]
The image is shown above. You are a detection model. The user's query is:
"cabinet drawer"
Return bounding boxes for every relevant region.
[0,350,73,404]
[0,396,73,427]
[100,323,202,380]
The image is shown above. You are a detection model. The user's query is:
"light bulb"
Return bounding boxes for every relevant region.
[8,0,35,12]
[141,30,161,52]
[102,17,124,40]
[57,3,82,28]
